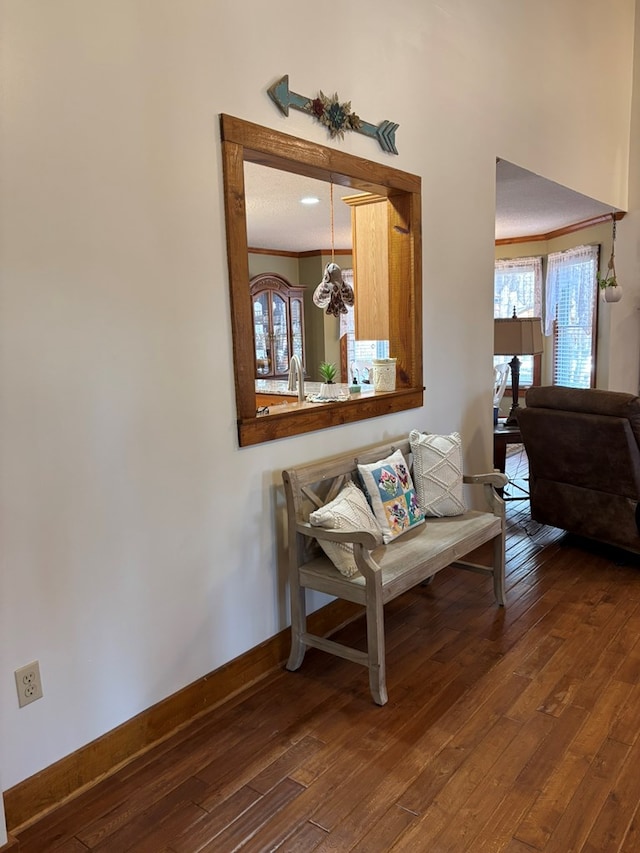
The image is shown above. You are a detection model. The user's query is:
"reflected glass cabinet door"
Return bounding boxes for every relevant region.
[250,273,305,378]
[253,292,272,375]
[271,293,289,374]
[291,296,304,363]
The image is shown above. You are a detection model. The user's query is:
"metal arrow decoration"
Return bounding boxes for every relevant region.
[267,75,399,155]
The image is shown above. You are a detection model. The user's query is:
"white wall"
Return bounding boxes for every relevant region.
[0,0,636,799]
[612,0,640,393]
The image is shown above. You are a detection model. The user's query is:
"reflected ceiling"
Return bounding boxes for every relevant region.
[244,162,356,252]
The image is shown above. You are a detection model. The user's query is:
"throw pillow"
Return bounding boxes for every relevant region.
[308,481,382,578]
[357,448,425,543]
[409,429,466,517]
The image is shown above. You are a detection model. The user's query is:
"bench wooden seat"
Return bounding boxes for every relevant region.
[282,437,507,705]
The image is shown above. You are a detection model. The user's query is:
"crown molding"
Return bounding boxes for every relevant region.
[496,211,625,246]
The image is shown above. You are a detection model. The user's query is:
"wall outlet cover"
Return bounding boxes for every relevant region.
[15,660,43,707]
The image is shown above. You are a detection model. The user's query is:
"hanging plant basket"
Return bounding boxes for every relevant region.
[598,214,622,303]
[601,282,622,303]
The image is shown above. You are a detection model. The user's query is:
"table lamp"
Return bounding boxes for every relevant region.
[494,310,544,426]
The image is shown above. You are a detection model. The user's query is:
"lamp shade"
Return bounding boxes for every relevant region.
[494,317,544,356]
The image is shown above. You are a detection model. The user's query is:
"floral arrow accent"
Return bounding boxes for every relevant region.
[268,75,399,155]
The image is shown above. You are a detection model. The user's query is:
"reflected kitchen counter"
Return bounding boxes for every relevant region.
[256,378,324,397]
[255,378,379,414]
[255,378,378,398]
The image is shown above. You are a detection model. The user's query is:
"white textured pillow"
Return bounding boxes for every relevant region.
[357,448,425,543]
[409,430,466,517]
[309,481,381,578]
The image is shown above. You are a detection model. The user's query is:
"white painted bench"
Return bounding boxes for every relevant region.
[282,437,507,705]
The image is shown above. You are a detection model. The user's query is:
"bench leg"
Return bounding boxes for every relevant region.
[366,584,388,705]
[493,533,506,607]
[286,580,307,671]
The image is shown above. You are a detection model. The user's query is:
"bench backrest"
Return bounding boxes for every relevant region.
[282,438,417,569]
[283,437,413,527]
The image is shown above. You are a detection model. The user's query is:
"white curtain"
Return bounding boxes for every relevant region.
[494,257,542,319]
[544,244,598,336]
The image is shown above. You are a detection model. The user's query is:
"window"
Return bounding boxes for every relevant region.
[545,245,598,388]
[494,257,542,386]
[340,272,389,385]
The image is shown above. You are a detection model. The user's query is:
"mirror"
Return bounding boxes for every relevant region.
[246,165,357,387]
[220,114,423,447]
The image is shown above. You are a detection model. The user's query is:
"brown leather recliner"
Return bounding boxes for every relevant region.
[517,386,640,552]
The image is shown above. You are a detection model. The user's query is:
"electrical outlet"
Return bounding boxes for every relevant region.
[15,660,43,707]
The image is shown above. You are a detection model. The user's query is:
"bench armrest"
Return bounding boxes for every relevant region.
[464,472,508,488]
[463,471,508,516]
[295,520,383,549]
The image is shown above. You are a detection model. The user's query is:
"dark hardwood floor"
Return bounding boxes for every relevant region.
[13,447,640,852]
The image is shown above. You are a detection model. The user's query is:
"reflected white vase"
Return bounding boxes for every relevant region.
[372,358,397,392]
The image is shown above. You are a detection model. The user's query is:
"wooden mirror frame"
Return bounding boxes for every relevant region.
[220,114,423,447]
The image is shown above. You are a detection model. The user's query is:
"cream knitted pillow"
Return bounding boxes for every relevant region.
[409,430,466,517]
[309,481,381,578]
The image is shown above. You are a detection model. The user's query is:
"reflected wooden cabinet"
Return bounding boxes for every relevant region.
[343,193,390,341]
[250,273,305,378]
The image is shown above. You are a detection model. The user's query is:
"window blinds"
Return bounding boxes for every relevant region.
[545,245,598,388]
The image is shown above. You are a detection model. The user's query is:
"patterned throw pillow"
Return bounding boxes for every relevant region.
[309,481,382,578]
[357,448,425,544]
[409,429,466,517]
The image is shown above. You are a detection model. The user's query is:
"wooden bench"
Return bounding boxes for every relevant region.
[282,437,507,705]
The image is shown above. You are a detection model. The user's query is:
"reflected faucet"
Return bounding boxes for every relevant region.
[287,354,305,403]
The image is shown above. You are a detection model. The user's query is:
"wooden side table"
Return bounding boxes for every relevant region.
[494,422,524,498]
[493,422,522,475]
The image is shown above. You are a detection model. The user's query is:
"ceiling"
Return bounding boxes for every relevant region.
[244,158,621,253]
[494,159,619,241]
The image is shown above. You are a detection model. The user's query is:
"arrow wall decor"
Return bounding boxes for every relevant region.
[267,75,399,155]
